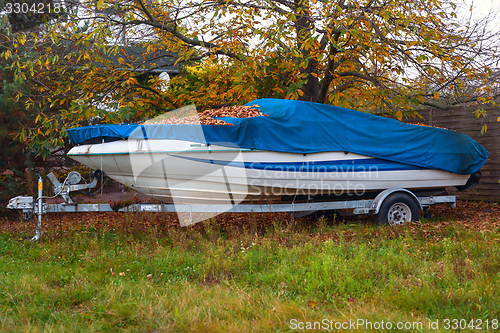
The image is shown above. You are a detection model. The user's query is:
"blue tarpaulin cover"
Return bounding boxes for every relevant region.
[67,98,488,175]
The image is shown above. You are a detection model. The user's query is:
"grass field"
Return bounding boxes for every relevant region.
[1,202,500,332]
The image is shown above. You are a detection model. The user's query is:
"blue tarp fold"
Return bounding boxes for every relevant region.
[66,98,488,175]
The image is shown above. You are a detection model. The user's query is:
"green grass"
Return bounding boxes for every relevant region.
[1,214,500,332]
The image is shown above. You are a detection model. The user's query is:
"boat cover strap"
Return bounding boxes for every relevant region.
[66,98,488,175]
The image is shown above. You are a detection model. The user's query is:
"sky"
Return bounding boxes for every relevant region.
[464,0,498,22]
[470,0,495,14]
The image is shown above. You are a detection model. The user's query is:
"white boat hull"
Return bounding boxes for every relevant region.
[68,139,470,204]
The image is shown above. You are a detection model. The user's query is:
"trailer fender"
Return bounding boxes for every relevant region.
[371,189,422,215]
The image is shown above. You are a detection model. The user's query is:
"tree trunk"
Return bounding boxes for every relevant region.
[300,60,320,103]
[295,0,319,103]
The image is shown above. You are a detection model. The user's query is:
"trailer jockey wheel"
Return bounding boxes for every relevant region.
[376,193,420,226]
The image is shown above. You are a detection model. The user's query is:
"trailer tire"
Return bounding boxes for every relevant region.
[376,193,419,226]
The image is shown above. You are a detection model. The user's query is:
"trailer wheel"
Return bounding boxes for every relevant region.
[376,193,419,226]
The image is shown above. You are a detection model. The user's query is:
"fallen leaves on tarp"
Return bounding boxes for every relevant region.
[147,105,264,126]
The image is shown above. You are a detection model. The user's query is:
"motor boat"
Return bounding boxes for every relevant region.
[67,99,488,205]
[67,138,476,204]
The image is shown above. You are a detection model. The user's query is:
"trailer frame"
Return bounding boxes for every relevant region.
[7,172,457,241]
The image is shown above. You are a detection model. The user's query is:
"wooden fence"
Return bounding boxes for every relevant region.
[402,106,499,201]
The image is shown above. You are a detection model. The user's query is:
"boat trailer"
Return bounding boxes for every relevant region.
[7,171,457,241]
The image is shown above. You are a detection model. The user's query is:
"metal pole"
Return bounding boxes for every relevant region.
[31,176,44,241]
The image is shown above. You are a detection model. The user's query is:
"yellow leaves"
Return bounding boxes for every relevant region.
[481,124,487,135]
[146,44,156,54]
[49,32,58,44]
[118,57,126,65]
[124,77,138,86]
[395,111,403,121]
[96,0,104,10]
[434,92,440,100]
[18,34,27,46]
[28,62,34,77]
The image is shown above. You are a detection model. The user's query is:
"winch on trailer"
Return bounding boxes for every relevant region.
[7,170,103,241]
[7,170,103,214]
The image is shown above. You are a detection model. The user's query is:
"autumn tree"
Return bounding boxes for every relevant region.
[5,0,500,154]
[0,0,79,159]
[0,1,73,211]
[0,0,70,166]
